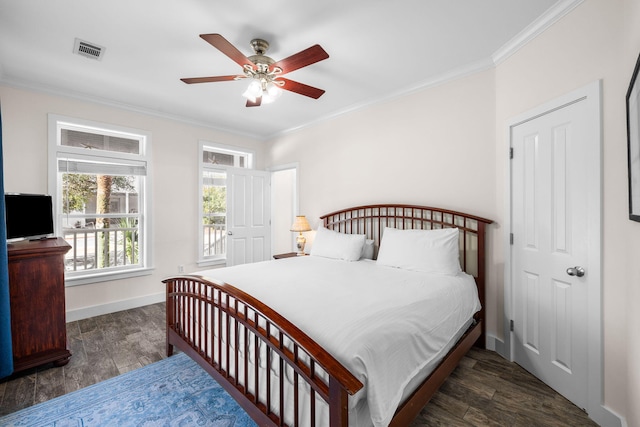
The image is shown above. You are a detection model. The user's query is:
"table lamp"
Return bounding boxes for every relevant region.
[290,215,311,255]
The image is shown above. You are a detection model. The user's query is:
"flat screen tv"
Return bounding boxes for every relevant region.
[4,193,55,241]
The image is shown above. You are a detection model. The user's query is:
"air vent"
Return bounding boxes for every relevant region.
[73,38,105,60]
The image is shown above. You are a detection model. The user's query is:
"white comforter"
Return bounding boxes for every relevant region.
[198,255,480,426]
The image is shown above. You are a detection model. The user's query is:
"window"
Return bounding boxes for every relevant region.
[198,142,254,265]
[48,115,152,285]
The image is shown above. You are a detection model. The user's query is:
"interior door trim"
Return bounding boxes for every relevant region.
[503,80,619,426]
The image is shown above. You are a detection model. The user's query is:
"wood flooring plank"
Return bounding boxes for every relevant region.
[63,352,119,393]
[33,366,66,405]
[463,403,517,427]
[466,347,507,363]
[469,357,516,380]
[0,373,35,415]
[539,395,595,426]
[77,316,98,334]
[458,356,477,369]
[110,340,143,371]
[90,313,115,329]
[410,401,474,427]
[65,320,81,340]
[447,376,497,405]
[427,388,470,419]
[453,364,552,407]
[0,379,6,407]
[440,371,496,404]
[80,329,110,355]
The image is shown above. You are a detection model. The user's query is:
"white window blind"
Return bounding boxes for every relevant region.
[58,159,147,176]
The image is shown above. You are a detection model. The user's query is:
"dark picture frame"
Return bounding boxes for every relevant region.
[627,51,640,222]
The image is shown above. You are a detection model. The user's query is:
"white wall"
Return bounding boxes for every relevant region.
[623,0,640,425]
[265,68,498,332]
[266,0,638,423]
[495,0,633,420]
[265,68,497,222]
[0,84,265,319]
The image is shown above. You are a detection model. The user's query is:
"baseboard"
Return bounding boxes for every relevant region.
[65,292,165,322]
[485,334,508,359]
[591,405,625,427]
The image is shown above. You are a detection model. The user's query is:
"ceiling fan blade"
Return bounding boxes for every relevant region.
[200,33,256,69]
[246,97,262,107]
[180,75,243,84]
[278,78,325,99]
[270,44,329,75]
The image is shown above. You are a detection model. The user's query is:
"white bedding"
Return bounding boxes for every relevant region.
[197,255,480,427]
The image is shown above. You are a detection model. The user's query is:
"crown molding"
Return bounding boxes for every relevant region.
[0,77,266,140]
[492,0,585,66]
[271,1,586,140]
[267,57,496,140]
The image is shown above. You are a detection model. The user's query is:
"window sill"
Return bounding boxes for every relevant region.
[64,267,154,287]
[197,258,226,269]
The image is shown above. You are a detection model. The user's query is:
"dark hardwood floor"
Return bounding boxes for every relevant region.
[0,303,597,426]
[0,302,166,417]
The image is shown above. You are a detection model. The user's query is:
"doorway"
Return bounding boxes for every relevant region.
[506,81,613,424]
[270,165,298,255]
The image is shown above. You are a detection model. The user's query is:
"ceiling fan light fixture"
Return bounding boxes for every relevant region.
[181,34,329,107]
[266,81,282,98]
[262,81,282,104]
[262,94,275,104]
[242,79,263,102]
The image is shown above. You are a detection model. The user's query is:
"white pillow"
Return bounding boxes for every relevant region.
[376,227,461,275]
[361,239,375,260]
[310,227,366,261]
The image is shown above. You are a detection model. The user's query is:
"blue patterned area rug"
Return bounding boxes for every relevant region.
[0,352,257,427]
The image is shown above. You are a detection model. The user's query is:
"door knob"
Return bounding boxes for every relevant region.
[566,266,585,277]
[227,231,233,235]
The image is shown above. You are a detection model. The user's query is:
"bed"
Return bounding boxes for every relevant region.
[164,204,492,426]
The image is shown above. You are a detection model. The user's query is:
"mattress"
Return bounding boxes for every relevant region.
[197,255,480,426]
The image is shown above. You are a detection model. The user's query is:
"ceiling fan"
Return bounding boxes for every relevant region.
[181,34,329,107]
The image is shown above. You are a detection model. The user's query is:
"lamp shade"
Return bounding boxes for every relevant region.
[242,79,262,102]
[290,215,311,232]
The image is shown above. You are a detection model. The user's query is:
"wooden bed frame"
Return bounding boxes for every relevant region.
[164,204,492,426]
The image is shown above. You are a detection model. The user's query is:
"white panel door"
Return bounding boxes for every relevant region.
[227,168,271,266]
[511,98,591,410]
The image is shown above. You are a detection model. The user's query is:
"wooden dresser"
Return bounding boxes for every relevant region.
[7,237,72,372]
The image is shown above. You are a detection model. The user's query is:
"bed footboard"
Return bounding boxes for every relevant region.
[164,275,363,427]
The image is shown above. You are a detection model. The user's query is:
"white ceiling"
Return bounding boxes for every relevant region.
[0,0,569,140]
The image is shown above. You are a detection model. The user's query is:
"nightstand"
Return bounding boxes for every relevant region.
[273,252,307,259]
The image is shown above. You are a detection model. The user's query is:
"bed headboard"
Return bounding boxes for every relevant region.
[320,204,493,342]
